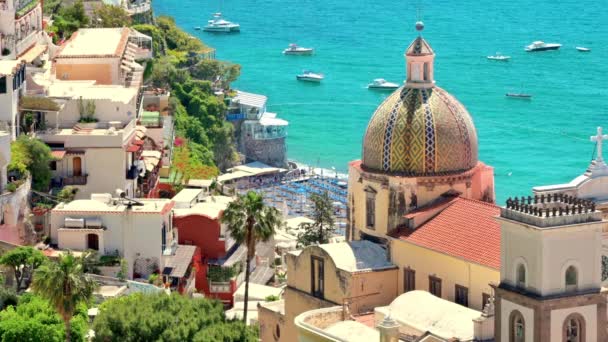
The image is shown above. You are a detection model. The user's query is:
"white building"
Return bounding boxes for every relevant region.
[22,81,146,198]
[0,60,26,138]
[0,0,45,60]
[494,195,606,341]
[227,91,289,167]
[50,194,178,280]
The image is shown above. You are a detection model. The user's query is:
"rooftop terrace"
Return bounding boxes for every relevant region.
[56,28,130,58]
[501,193,602,228]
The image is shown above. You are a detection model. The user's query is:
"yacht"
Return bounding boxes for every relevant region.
[203,13,240,32]
[367,79,400,90]
[283,44,314,55]
[576,47,591,52]
[296,71,324,82]
[525,41,561,52]
[487,53,511,61]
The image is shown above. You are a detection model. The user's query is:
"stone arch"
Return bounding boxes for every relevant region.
[509,309,526,342]
[562,312,586,342]
[513,256,529,288]
[560,260,582,292]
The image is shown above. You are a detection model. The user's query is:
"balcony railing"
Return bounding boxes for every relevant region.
[208,281,231,294]
[15,31,39,56]
[63,175,88,186]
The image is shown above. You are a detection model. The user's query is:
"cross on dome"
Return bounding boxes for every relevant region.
[590,126,608,164]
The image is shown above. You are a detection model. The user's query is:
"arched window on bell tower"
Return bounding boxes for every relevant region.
[565,265,578,291]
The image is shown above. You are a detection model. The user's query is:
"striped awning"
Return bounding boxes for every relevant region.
[51,150,66,160]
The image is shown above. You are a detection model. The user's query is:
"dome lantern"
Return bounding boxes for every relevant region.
[404,22,435,89]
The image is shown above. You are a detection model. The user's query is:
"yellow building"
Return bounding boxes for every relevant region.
[259,240,398,342]
[259,22,502,341]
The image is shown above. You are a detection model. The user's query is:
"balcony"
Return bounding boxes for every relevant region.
[63,175,88,186]
[15,31,40,56]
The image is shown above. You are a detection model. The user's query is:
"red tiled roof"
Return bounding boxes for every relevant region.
[126,144,140,152]
[51,150,66,160]
[393,197,501,270]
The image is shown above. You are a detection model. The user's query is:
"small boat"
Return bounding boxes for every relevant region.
[576,46,591,52]
[296,70,323,82]
[203,13,240,32]
[525,41,561,52]
[283,44,314,55]
[367,79,400,90]
[194,26,201,30]
[487,53,511,61]
[506,93,532,99]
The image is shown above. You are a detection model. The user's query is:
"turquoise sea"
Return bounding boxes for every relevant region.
[153,0,608,203]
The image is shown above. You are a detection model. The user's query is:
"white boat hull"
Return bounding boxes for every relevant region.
[368,85,399,90]
[297,76,322,82]
[283,49,314,55]
[203,25,240,32]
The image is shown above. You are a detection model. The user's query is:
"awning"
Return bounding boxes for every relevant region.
[120,64,131,72]
[51,150,66,160]
[126,144,140,153]
[18,43,48,63]
[134,139,145,146]
[163,245,197,278]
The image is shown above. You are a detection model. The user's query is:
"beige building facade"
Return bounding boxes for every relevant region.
[50,194,175,279]
[494,196,607,341]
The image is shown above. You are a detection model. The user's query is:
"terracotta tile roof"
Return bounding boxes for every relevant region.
[393,197,501,270]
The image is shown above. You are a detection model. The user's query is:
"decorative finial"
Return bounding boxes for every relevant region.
[415,21,424,32]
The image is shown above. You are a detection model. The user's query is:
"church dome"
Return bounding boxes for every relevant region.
[362,26,478,176]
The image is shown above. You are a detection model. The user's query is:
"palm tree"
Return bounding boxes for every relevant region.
[221,191,282,323]
[31,251,98,342]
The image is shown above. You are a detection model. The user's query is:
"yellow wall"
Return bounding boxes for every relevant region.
[55,63,113,84]
[390,238,499,311]
[277,247,398,342]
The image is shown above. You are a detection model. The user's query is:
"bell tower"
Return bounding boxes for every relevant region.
[493,194,607,341]
[404,21,435,89]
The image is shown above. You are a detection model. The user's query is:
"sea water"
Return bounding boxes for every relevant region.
[153,0,608,203]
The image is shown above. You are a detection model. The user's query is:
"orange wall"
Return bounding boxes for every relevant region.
[55,63,113,84]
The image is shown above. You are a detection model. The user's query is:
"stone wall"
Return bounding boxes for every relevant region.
[241,134,286,168]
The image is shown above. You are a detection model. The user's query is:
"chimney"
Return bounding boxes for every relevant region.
[376,315,400,342]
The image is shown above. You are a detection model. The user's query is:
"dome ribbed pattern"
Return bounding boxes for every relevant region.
[362,86,478,175]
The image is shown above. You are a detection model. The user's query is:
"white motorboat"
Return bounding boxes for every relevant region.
[487,53,511,61]
[525,41,561,52]
[203,13,240,32]
[296,71,323,82]
[367,79,399,90]
[576,46,591,52]
[283,44,314,55]
[194,26,201,30]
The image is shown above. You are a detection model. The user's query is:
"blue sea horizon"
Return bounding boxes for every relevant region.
[153,0,608,203]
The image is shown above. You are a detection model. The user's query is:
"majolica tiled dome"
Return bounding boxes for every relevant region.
[362,86,479,176]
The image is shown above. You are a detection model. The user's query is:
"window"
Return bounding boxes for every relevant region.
[0,76,6,94]
[161,223,167,250]
[565,266,578,290]
[429,276,441,297]
[516,263,526,288]
[365,189,376,229]
[510,310,525,342]
[455,285,469,307]
[564,314,585,342]
[49,161,57,171]
[311,256,324,299]
[482,293,491,309]
[404,268,415,292]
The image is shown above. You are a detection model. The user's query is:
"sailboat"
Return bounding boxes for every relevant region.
[506,84,532,99]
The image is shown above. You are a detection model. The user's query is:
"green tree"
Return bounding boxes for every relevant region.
[50,0,89,40]
[221,191,282,323]
[8,136,54,191]
[0,246,46,290]
[91,4,131,28]
[297,192,336,247]
[0,294,88,342]
[92,293,258,341]
[32,252,98,342]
